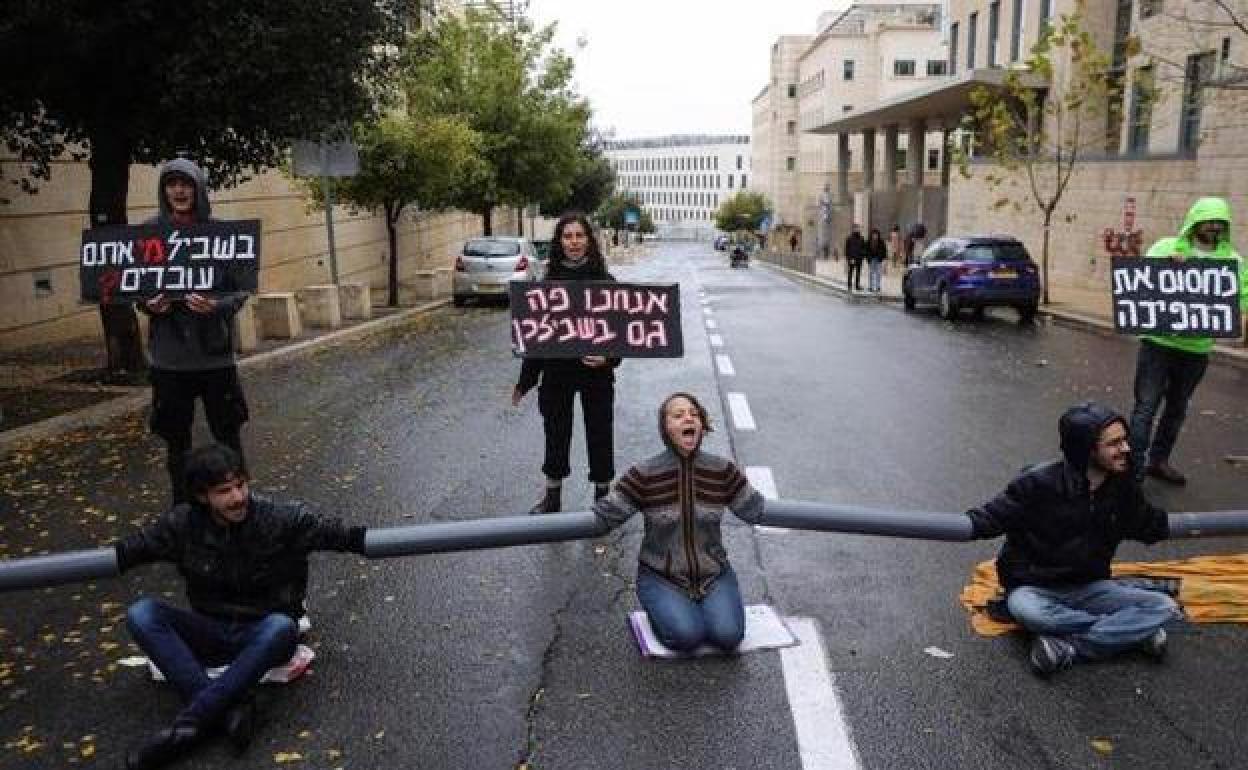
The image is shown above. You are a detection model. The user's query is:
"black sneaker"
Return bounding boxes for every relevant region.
[124,722,206,770]
[529,486,561,515]
[1029,635,1076,677]
[1141,628,1167,662]
[223,697,257,756]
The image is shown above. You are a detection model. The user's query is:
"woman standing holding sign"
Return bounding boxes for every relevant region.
[512,213,620,513]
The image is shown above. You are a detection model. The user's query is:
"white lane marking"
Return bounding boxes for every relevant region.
[726,392,755,431]
[746,466,788,533]
[709,334,724,348]
[715,354,736,376]
[705,318,718,330]
[780,618,861,770]
[703,306,714,316]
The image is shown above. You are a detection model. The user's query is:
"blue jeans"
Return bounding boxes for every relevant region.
[1129,340,1209,473]
[636,565,745,652]
[126,598,297,725]
[1007,580,1180,660]
[867,260,883,292]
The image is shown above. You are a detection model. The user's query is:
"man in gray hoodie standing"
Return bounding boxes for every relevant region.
[139,158,250,504]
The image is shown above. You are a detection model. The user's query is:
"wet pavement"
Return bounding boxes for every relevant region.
[0,241,1246,769]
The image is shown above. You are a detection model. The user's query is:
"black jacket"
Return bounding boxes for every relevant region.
[115,494,366,621]
[966,403,1168,593]
[844,232,866,261]
[516,261,621,395]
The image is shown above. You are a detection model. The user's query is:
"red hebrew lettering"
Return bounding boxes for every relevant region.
[141,237,167,265]
[98,270,121,304]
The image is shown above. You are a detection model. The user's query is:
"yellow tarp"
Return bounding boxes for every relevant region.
[960,553,1248,637]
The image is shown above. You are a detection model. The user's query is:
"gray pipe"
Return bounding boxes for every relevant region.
[762,499,976,541]
[0,546,119,593]
[363,512,604,559]
[1168,510,1248,539]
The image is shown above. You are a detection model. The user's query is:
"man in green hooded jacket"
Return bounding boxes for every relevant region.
[1128,197,1248,485]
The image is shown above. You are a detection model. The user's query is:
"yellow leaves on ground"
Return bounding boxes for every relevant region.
[1090,738,1114,756]
[275,751,305,763]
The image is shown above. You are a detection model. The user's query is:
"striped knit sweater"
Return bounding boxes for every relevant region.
[594,448,765,598]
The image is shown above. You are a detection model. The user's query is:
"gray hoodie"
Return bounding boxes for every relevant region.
[140,159,248,371]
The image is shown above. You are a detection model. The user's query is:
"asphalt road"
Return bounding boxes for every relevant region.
[0,241,1245,769]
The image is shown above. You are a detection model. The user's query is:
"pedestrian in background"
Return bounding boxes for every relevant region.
[138,158,250,505]
[594,393,765,653]
[844,223,866,292]
[789,231,799,253]
[1128,197,1248,485]
[905,222,928,265]
[888,224,903,267]
[866,228,887,293]
[513,212,620,513]
[965,403,1178,677]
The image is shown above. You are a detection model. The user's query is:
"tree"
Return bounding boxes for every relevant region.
[0,0,401,371]
[303,113,486,307]
[403,8,590,235]
[714,191,772,233]
[955,7,1119,305]
[539,136,616,219]
[594,192,642,231]
[638,210,656,235]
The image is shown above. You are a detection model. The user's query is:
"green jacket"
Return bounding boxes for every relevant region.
[1143,197,1248,355]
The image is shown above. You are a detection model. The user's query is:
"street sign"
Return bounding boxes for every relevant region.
[291,140,360,178]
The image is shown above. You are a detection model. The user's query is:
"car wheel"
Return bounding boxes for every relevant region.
[1018,302,1038,324]
[938,286,958,320]
[452,295,467,307]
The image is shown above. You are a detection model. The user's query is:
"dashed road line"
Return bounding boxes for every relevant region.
[780,618,861,770]
[709,334,724,348]
[705,318,718,330]
[726,392,755,431]
[745,466,788,534]
[715,354,736,376]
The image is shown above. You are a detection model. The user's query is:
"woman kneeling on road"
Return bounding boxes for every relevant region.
[594,393,765,652]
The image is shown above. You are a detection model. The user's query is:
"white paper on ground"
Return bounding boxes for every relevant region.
[630,604,799,659]
[148,643,315,684]
[923,646,955,659]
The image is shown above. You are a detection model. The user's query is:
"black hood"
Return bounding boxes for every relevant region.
[1058,402,1127,475]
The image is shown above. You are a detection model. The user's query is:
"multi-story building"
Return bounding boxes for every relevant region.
[604,135,752,239]
[751,35,814,232]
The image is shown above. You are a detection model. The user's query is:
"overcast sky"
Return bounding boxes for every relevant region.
[527,1,843,140]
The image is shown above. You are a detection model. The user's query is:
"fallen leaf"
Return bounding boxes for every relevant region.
[275,751,304,762]
[1090,738,1113,755]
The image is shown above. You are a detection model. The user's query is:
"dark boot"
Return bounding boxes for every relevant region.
[529,485,561,514]
[223,696,257,756]
[594,483,610,501]
[1146,461,1187,485]
[125,721,207,770]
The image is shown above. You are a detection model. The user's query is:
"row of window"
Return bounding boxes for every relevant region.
[623,190,724,208]
[643,207,718,223]
[615,155,746,172]
[618,173,749,191]
[790,58,949,100]
[948,0,1053,74]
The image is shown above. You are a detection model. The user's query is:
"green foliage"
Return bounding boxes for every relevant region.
[402,8,590,231]
[539,137,616,218]
[0,0,403,199]
[638,209,656,234]
[594,191,643,230]
[714,191,772,233]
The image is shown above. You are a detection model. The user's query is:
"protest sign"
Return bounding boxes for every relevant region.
[80,220,261,303]
[509,281,683,358]
[1111,257,1241,337]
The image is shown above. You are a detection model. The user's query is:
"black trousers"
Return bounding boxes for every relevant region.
[847,259,863,289]
[149,366,249,504]
[538,380,614,483]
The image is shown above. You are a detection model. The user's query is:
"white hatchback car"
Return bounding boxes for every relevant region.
[452,236,542,306]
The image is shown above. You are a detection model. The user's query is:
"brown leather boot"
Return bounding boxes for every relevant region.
[1146,461,1187,486]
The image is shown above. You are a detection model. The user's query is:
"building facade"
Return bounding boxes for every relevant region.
[751,36,814,231]
[604,135,752,240]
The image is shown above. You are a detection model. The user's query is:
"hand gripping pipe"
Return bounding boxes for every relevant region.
[3,505,1248,593]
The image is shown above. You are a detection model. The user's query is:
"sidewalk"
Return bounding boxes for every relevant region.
[763,254,1248,371]
[0,299,451,453]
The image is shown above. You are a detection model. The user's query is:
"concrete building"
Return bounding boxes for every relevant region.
[752,36,814,233]
[604,134,751,240]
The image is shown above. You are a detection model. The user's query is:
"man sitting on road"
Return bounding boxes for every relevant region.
[966,402,1181,676]
[116,444,368,769]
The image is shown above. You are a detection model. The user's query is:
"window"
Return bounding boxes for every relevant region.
[897,148,907,171]
[928,147,941,170]
[1039,0,1053,37]
[786,157,796,171]
[1010,0,1024,62]
[842,105,854,112]
[949,22,959,76]
[1128,66,1154,154]
[926,60,948,76]
[1180,51,1214,153]
[1220,36,1232,77]
[843,60,855,80]
[988,2,1000,68]
[714,156,719,169]
[1139,0,1162,18]
[728,175,735,189]
[741,174,747,188]
[787,83,797,98]
[736,155,743,170]
[968,12,978,69]
[787,120,796,135]
[894,59,916,77]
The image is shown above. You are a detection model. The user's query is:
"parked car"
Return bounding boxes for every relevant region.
[452,236,540,306]
[902,235,1040,322]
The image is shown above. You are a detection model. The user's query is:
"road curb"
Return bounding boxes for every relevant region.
[757,260,902,304]
[0,299,451,455]
[762,261,1248,372]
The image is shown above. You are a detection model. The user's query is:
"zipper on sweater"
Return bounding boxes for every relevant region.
[680,454,700,598]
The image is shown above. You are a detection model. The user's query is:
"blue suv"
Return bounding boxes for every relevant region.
[902,235,1041,323]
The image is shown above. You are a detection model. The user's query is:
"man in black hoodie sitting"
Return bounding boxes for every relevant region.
[966,402,1180,676]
